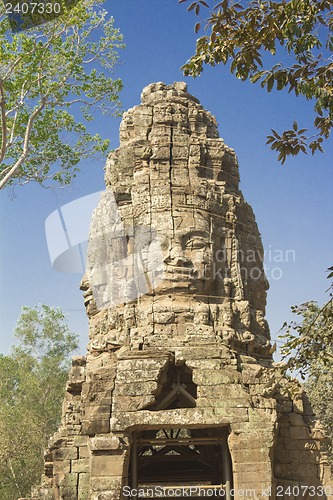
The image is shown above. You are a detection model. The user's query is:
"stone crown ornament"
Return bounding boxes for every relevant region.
[84,81,270,358]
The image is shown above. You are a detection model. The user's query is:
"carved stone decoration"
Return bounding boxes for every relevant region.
[26,83,332,500]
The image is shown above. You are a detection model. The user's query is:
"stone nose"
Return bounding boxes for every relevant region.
[164,243,190,266]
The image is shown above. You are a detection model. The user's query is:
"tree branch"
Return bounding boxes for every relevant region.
[7,457,22,497]
[8,82,28,146]
[0,98,45,189]
[0,77,7,164]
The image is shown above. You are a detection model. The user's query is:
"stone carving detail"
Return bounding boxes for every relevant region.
[26,83,332,500]
[86,81,271,356]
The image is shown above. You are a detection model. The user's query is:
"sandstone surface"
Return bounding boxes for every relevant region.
[26,82,332,500]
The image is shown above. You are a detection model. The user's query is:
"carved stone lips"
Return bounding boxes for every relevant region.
[164,267,196,280]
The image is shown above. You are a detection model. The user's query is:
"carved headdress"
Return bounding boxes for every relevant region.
[84,82,270,356]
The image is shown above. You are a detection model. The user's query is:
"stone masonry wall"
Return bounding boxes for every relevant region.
[26,83,332,500]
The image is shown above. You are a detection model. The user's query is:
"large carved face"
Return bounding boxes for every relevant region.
[86,192,219,311]
[150,208,215,296]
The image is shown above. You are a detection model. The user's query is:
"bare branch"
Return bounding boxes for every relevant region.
[8,81,28,145]
[5,90,28,118]
[0,164,13,177]
[7,457,22,497]
[48,97,99,106]
[0,77,7,163]
[0,98,45,189]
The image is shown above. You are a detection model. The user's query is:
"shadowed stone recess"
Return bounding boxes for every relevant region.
[26,83,332,500]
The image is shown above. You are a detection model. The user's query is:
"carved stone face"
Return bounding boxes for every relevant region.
[151,209,215,295]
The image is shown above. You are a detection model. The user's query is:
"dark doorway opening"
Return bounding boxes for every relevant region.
[129,428,233,499]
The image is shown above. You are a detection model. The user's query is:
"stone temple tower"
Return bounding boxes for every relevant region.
[29,83,332,500]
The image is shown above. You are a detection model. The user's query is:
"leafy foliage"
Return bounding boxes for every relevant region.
[305,357,333,466]
[279,269,333,465]
[0,0,124,189]
[279,267,333,378]
[0,305,78,499]
[179,0,333,163]
[279,298,333,379]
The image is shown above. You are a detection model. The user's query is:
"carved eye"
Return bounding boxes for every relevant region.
[159,239,169,251]
[186,238,207,250]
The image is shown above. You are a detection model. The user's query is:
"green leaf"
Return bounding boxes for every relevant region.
[188,2,198,12]
[250,72,263,83]
[267,75,274,92]
[180,0,333,162]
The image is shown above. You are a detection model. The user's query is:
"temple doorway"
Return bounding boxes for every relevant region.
[128,427,233,499]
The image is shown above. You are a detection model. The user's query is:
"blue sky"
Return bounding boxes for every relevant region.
[1,0,332,356]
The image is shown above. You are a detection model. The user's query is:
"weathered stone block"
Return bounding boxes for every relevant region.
[116,368,161,383]
[284,437,308,451]
[86,367,117,383]
[231,448,270,463]
[276,401,293,413]
[186,359,222,370]
[53,459,70,475]
[248,407,276,424]
[79,446,90,458]
[290,426,311,440]
[59,473,79,496]
[241,363,263,383]
[73,436,89,447]
[90,476,124,492]
[174,347,228,361]
[198,383,251,401]
[233,461,272,483]
[118,358,170,372]
[289,412,306,426]
[72,458,90,474]
[192,369,239,385]
[82,381,115,399]
[91,454,125,477]
[274,449,290,464]
[113,380,161,396]
[112,394,155,411]
[90,436,122,452]
[53,447,78,461]
[83,404,111,419]
[81,417,110,435]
